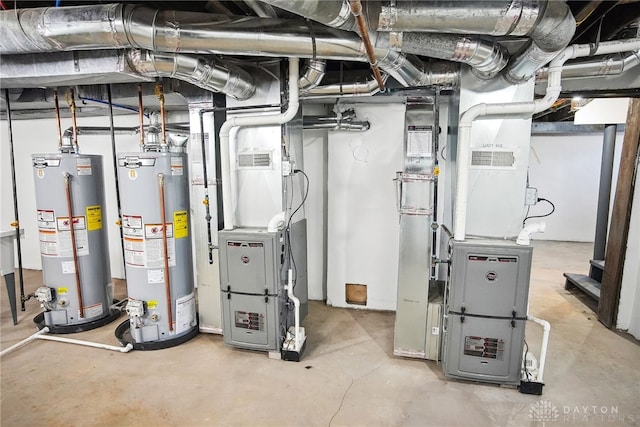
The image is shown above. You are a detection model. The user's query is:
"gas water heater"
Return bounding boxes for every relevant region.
[32,152,119,332]
[115,150,198,349]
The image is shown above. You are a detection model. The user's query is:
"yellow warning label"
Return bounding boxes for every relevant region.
[58,287,69,295]
[147,300,158,309]
[434,166,440,176]
[173,210,188,239]
[86,205,103,231]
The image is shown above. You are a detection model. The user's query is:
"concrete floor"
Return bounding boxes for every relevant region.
[1,241,639,426]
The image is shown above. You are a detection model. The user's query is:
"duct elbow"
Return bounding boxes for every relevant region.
[505,1,576,84]
[516,222,546,246]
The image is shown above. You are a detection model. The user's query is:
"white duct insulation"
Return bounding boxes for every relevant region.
[219,58,300,230]
[527,315,551,383]
[0,327,134,358]
[453,37,640,242]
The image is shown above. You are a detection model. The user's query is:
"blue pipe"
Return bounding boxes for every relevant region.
[55,0,61,7]
[79,96,149,118]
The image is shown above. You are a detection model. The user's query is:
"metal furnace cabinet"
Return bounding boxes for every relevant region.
[219,222,307,352]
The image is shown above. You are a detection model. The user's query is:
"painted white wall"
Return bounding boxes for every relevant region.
[617,175,640,339]
[0,114,141,279]
[326,103,404,311]
[527,131,623,242]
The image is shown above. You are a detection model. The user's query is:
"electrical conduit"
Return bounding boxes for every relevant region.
[219,58,300,230]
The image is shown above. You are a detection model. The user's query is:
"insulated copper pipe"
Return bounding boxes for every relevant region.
[348,0,385,92]
[67,88,79,150]
[155,83,167,146]
[137,84,145,147]
[53,90,62,147]
[158,173,173,332]
[64,173,84,318]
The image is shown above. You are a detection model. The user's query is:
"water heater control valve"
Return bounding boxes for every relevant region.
[126,299,146,317]
[35,287,55,303]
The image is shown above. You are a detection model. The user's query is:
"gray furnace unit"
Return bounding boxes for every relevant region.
[443,240,532,385]
[219,221,307,355]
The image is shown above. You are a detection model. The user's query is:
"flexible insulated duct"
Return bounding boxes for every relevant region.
[0,4,457,88]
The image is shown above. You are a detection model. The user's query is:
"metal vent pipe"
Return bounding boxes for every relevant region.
[125,50,256,100]
[0,4,456,88]
[298,59,327,93]
[536,50,640,80]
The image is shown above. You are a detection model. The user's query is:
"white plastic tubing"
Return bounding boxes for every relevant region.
[219,57,300,230]
[0,327,133,358]
[287,268,302,350]
[453,37,640,241]
[527,314,551,382]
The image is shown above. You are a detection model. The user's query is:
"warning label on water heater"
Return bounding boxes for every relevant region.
[37,210,89,257]
[122,214,176,268]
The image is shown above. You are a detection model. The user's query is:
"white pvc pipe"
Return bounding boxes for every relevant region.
[453,37,640,241]
[36,335,134,353]
[267,211,286,232]
[0,327,50,358]
[219,58,300,230]
[286,268,301,350]
[516,221,546,245]
[527,314,551,383]
[0,326,134,357]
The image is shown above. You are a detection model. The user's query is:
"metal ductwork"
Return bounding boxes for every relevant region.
[377,1,541,35]
[505,1,576,83]
[125,50,256,100]
[536,50,640,80]
[299,59,327,93]
[305,74,388,98]
[304,62,460,98]
[0,4,457,89]
[373,0,575,82]
[303,109,370,131]
[259,0,358,31]
[0,48,255,100]
[385,33,508,78]
[262,0,507,78]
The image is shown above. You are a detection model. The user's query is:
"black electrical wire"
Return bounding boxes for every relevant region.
[523,339,531,381]
[286,169,310,289]
[523,197,555,225]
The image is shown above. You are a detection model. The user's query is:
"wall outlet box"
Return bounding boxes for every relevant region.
[525,187,538,206]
